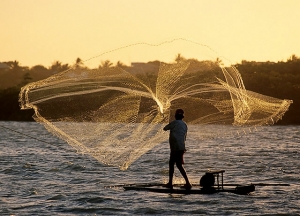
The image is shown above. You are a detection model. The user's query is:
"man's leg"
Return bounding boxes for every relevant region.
[163,159,174,189]
[168,159,175,185]
[176,162,190,185]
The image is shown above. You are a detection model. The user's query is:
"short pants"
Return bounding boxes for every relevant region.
[170,150,185,164]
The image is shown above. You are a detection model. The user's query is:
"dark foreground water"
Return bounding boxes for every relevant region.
[0,122,299,215]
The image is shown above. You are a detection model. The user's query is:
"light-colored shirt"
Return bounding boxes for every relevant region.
[163,120,187,151]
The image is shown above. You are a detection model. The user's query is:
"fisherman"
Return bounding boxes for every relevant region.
[163,109,192,190]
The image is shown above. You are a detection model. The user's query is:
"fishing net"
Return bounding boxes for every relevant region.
[19,39,292,170]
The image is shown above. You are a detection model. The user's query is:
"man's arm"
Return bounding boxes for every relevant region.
[163,121,175,131]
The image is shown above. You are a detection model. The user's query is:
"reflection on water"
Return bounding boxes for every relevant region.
[0,122,299,215]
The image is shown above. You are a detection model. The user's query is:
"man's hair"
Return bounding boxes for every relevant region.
[175,109,184,115]
[175,113,184,120]
[175,109,184,120]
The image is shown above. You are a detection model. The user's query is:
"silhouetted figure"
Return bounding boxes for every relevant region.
[163,109,192,190]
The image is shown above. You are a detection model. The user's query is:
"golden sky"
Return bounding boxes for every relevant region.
[1,0,299,67]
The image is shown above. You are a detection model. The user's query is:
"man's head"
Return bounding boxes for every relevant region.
[175,109,184,120]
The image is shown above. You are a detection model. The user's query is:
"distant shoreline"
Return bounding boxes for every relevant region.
[1,57,299,124]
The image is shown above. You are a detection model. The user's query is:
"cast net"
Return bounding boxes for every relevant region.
[19,38,292,170]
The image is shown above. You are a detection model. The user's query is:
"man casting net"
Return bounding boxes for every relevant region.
[19,39,292,170]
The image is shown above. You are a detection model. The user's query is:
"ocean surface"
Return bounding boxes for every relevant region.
[0,121,299,215]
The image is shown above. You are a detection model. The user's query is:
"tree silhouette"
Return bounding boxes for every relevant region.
[10,60,21,70]
[19,72,32,87]
[115,61,129,69]
[287,54,300,62]
[99,60,113,69]
[31,65,48,73]
[4,60,28,73]
[215,57,223,66]
[0,55,299,124]
[74,57,85,69]
[49,61,70,73]
[175,53,186,63]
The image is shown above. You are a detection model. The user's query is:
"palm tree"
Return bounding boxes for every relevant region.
[215,57,223,66]
[6,60,29,73]
[5,60,25,72]
[116,61,127,69]
[75,57,84,69]
[11,60,21,70]
[49,61,70,73]
[99,60,113,69]
[175,53,185,63]
[287,54,299,62]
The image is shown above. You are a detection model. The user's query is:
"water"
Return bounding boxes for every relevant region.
[0,122,299,215]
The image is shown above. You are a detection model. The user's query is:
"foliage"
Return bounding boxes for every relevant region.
[235,55,300,124]
[0,55,299,124]
[0,86,34,121]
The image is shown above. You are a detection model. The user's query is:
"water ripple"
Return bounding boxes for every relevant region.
[0,122,299,215]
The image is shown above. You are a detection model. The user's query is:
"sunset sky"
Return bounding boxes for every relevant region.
[1,0,299,68]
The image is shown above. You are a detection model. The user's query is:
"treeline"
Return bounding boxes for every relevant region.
[0,58,115,89]
[234,56,300,124]
[0,55,299,124]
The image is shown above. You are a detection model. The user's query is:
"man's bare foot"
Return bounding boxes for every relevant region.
[163,182,173,189]
[181,183,192,190]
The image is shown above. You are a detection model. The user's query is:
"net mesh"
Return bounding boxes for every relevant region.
[19,39,292,170]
